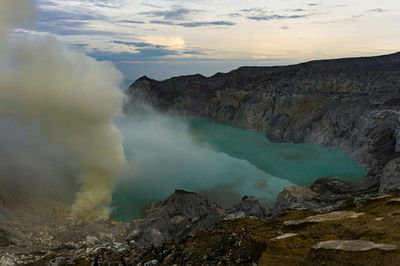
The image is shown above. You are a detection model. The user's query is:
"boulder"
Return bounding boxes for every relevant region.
[284,211,364,226]
[313,240,397,251]
[270,177,380,217]
[379,157,400,193]
[227,195,267,219]
[271,233,298,241]
[270,178,350,216]
[127,190,225,247]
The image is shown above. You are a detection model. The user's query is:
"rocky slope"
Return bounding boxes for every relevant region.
[25,189,400,265]
[126,52,400,198]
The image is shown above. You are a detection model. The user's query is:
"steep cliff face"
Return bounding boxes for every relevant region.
[127,52,400,192]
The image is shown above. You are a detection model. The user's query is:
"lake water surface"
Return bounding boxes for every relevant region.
[111,116,366,222]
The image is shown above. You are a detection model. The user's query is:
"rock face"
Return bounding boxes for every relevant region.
[379,157,400,193]
[226,195,267,219]
[127,52,400,195]
[127,190,225,247]
[284,211,364,226]
[271,177,379,216]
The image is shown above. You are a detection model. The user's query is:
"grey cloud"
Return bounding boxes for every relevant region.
[30,20,118,36]
[149,20,175,26]
[234,7,311,22]
[178,21,235,27]
[150,20,235,27]
[27,3,112,36]
[118,20,146,24]
[369,8,388,13]
[240,8,264,13]
[314,14,364,24]
[183,50,208,55]
[112,41,167,49]
[70,43,89,47]
[89,49,179,62]
[37,7,104,21]
[229,13,242,17]
[247,14,306,21]
[141,6,199,20]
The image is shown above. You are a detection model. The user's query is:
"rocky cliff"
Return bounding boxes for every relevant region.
[127,52,400,195]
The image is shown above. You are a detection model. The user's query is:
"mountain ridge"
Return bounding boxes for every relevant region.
[127,51,400,210]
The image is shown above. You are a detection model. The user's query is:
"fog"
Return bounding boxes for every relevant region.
[0,0,126,221]
[111,107,294,221]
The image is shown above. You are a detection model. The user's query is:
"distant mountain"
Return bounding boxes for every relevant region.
[127,51,400,196]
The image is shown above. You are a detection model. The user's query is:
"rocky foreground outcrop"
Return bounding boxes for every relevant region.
[24,189,400,265]
[127,52,400,198]
[127,190,268,248]
[127,190,225,247]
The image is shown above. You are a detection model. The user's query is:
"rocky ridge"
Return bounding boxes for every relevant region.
[0,190,267,265]
[127,52,400,204]
[22,188,400,265]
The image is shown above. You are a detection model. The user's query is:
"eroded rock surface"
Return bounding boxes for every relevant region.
[271,233,298,241]
[127,190,225,247]
[313,240,397,251]
[227,195,267,219]
[379,157,400,193]
[127,52,400,205]
[284,211,364,226]
[270,177,378,216]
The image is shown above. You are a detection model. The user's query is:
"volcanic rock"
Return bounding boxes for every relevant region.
[227,195,267,219]
[379,157,400,193]
[126,190,225,247]
[312,240,397,251]
[284,211,364,226]
[126,52,400,210]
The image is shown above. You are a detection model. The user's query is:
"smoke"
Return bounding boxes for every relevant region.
[111,106,293,221]
[0,1,126,221]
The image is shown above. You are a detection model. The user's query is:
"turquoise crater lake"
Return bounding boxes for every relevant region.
[111,116,367,222]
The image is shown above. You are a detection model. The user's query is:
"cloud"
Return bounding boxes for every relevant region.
[235,7,310,22]
[37,6,104,21]
[141,5,234,28]
[69,43,89,48]
[118,20,146,24]
[369,8,388,13]
[240,8,264,13]
[178,21,236,27]
[229,13,241,17]
[141,6,200,20]
[150,20,235,27]
[89,48,180,62]
[315,14,364,24]
[112,40,166,49]
[90,45,209,61]
[25,4,116,36]
[183,49,208,55]
[247,14,306,21]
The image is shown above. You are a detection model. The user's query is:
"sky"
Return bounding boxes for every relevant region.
[16,0,400,82]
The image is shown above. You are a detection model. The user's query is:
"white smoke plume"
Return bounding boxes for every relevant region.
[0,0,126,221]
